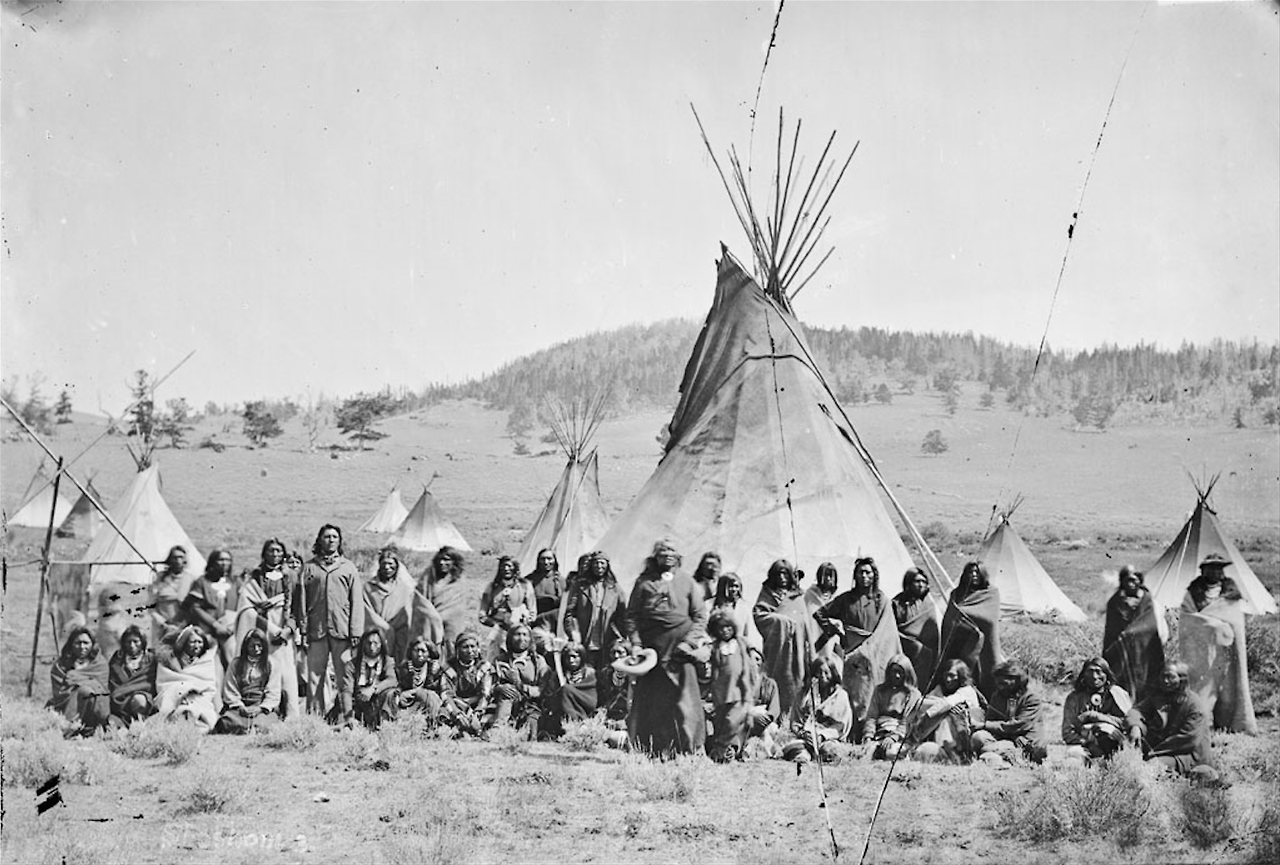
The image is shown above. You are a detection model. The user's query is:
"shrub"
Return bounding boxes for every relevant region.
[381,827,473,865]
[252,713,328,751]
[1251,791,1280,865]
[107,718,202,764]
[485,723,531,755]
[1002,619,1101,688]
[377,713,434,752]
[1245,615,1280,716]
[0,700,69,740]
[322,725,380,766]
[994,748,1162,848]
[919,521,954,551]
[621,755,702,802]
[559,715,612,752]
[1177,781,1235,849]
[1,735,121,788]
[178,766,244,815]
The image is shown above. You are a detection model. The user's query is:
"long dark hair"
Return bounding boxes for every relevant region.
[713,572,744,607]
[765,559,797,592]
[204,548,234,580]
[588,551,619,587]
[235,629,272,686]
[59,626,98,667]
[852,556,880,595]
[1073,657,1115,693]
[117,624,148,658]
[531,549,559,579]
[432,545,465,580]
[311,523,345,557]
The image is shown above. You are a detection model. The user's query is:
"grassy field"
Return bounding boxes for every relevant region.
[2,393,1278,863]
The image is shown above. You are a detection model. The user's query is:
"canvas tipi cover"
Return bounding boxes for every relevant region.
[515,450,611,575]
[7,465,77,529]
[1146,493,1277,616]
[81,465,206,588]
[57,480,105,540]
[977,515,1087,622]
[359,488,409,533]
[596,251,924,600]
[391,488,472,553]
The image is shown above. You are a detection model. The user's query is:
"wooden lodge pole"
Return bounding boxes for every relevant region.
[27,457,63,697]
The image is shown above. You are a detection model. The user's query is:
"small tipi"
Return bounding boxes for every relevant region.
[514,395,612,575]
[7,461,78,529]
[391,486,472,553]
[977,500,1087,622]
[1146,477,1277,616]
[80,464,206,588]
[56,478,105,540]
[595,110,950,601]
[359,487,410,533]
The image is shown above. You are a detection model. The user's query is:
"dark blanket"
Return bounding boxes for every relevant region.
[753,586,817,717]
[939,585,1003,700]
[626,570,707,755]
[108,649,156,717]
[48,655,110,728]
[1128,688,1213,769]
[1102,590,1165,703]
[893,593,940,690]
[540,667,598,738]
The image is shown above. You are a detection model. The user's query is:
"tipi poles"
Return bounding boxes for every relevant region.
[27,458,63,696]
[1,397,158,581]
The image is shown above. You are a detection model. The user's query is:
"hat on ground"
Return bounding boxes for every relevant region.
[611,647,658,677]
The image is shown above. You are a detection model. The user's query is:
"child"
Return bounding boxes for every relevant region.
[706,610,760,762]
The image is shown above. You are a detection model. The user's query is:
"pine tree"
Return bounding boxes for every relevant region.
[54,390,73,424]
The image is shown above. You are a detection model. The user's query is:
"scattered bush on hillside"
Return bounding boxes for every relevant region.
[335,391,397,449]
[919,521,954,551]
[242,400,285,447]
[1245,615,1280,716]
[921,429,948,455]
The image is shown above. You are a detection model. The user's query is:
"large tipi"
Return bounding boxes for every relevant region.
[514,396,612,575]
[1146,478,1277,616]
[7,462,78,529]
[80,465,206,589]
[359,487,410,533]
[391,487,472,553]
[596,111,949,600]
[976,501,1087,622]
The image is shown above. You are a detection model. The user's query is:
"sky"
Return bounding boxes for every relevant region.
[3,1,1277,411]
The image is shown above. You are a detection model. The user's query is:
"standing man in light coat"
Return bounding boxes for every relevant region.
[299,524,364,725]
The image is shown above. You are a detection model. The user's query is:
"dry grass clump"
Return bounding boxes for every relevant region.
[107,718,202,764]
[1001,618,1101,687]
[381,825,474,865]
[251,712,329,751]
[485,722,532,755]
[621,754,703,802]
[1177,780,1235,849]
[322,725,380,766]
[177,765,244,815]
[1,735,121,789]
[994,748,1161,848]
[376,712,435,752]
[1249,791,1280,865]
[0,699,70,740]
[559,714,612,752]
[1245,615,1280,716]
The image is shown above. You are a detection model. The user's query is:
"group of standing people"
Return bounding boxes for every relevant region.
[47,530,1256,779]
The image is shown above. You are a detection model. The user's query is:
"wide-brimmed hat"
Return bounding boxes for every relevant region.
[611,647,658,677]
[1199,553,1230,571]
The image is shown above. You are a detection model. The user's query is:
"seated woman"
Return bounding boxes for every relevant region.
[352,628,399,731]
[396,636,444,720]
[492,623,548,734]
[905,659,984,763]
[705,610,760,762]
[1062,657,1132,761]
[598,641,632,725]
[778,655,853,765]
[970,661,1048,764]
[155,625,219,732]
[539,642,598,740]
[711,573,763,654]
[1126,661,1216,780]
[214,628,281,734]
[863,654,922,760]
[439,632,495,737]
[108,624,156,727]
[48,626,111,737]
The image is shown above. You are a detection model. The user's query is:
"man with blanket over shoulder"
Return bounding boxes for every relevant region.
[1178,554,1256,734]
[753,559,817,718]
[893,567,940,690]
[236,538,299,719]
[939,561,1003,701]
[1103,565,1166,703]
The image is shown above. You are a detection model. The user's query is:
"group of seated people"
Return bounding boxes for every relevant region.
[46,529,1251,781]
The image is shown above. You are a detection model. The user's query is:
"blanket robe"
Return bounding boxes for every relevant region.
[352,653,399,730]
[363,567,419,664]
[235,569,299,718]
[396,657,444,718]
[753,586,817,717]
[706,636,760,760]
[1126,688,1214,772]
[108,649,156,722]
[907,684,985,757]
[479,578,537,661]
[48,655,110,730]
[981,687,1049,760]
[817,592,903,740]
[183,576,240,670]
[626,569,708,756]
[1103,590,1165,703]
[216,645,281,734]
[893,592,941,690]
[1179,594,1256,734]
[539,665,597,739]
[939,585,1003,701]
[863,682,923,745]
[493,650,549,729]
[425,575,471,660]
[781,685,853,759]
[440,660,495,734]
[155,648,218,731]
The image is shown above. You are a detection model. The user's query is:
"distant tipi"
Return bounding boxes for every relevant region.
[514,395,612,575]
[976,500,1087,622]
[1146,477,1277,616]
[359,487,410,534]
[7,461,78,529]
[56,478,105,540]
[596,110,949,600]
[391,486,472,553]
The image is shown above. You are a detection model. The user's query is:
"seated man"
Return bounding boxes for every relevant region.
[970,660,1048,764]
[1126,661,1217,781]
[439,632,495,737]
[396,636,444,720]
[492,623,548,734]
[905,659,984,763]
[539,642,597,740]
[1062,657,1131,761]
[863,654,923,760]
[746,647,781,741]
